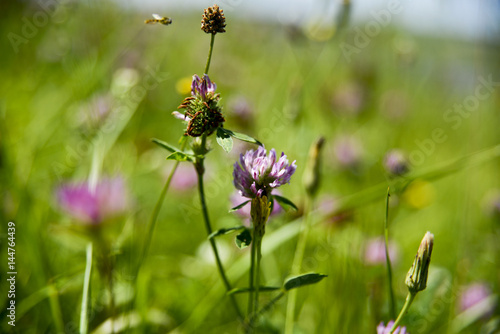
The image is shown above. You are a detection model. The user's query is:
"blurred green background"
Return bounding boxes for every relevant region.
[1,0,500,333]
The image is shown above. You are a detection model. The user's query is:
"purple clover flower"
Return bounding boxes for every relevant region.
[377,321,409,334]
[191,74,217,100]
[459,282,496,318]
[364,237,400,266]
[384,149,409,175]
[233,146,296,199]
[57,177,128,224]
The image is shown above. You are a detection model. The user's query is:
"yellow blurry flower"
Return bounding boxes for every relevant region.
[403,179,435,209]
[176,77,192,95]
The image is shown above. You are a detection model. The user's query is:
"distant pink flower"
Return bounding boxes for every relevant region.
[333,135,363,169]
[79,94,113,126]
[459,282,496,318]
[57,177,128,224]
[483,190,500,217]
[377,321,408,334]
[364,237,399,265]
[331,83,365,116]
[164,163,198,191]
[384,149,409,176]
[229,96,254,125]
[316,195,353,225]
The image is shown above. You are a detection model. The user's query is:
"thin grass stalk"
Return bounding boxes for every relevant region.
[80,242,93,334]
[384,188,396,319]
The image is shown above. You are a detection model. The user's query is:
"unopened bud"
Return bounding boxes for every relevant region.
[406,231,434,293]
[303,137,325,197]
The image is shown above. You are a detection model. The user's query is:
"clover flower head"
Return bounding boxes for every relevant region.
[191,74,217,100]
[175,74,224,137]
[57,177,128,225]
[384,149,409,175]
[233,146,296,199]
[377,321,409,334]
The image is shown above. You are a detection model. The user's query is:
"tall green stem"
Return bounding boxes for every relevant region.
[80,242,93,334]
[195,140,243,320]
[204,33,215,75]
[254,235,263,319]
[284,196,313,334]
[247,291,286,326]
[137,139,186,273]
[390,292,416,333]
[384,188,396,319]
[248,232,256,319]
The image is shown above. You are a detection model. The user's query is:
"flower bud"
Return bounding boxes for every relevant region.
[405,232,434,293]
[303,137,325,197]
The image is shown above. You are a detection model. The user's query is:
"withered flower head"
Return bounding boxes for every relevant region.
[201,5,226,34]
[175,74,225,137]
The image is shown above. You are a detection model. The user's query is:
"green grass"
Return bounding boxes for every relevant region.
[1,1,500,333]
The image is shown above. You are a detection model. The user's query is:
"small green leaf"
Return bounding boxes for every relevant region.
[227,286,281,295]
[229,200,251,213]
[152,138,181,153]
[235,229,252,249]
[216,127,234,153]
[273,195,298,211]
[283,273,327,291]
[219,128,262,146]
[208,226,245,239]
[166,152,194,162]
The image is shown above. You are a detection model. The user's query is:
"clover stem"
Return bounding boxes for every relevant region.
[195,136,243,321]
[204,33,215,75]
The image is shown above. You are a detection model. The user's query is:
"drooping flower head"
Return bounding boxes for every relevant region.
[175,74,224,137]
[57,177,128,225]
[377,321,409,334]
[233,146,297,199]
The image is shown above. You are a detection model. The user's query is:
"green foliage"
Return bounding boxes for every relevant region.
[283,273,328,291]
[272,195,298,211]
[216,127,234,153]
[2,1,500,333]
[235,229,253,249]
